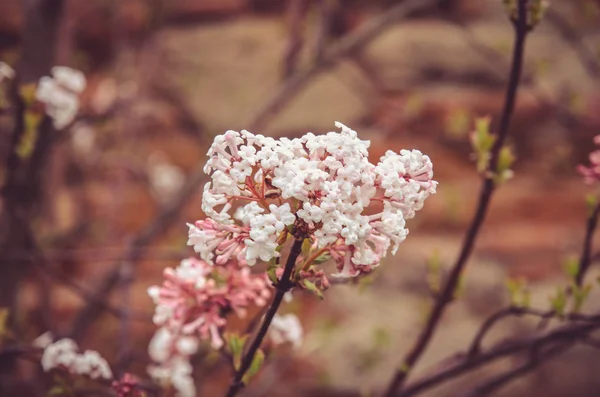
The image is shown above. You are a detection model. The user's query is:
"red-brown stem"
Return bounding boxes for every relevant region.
[382,2,530,396]
[575,202,600,286]
[225,238,304,397]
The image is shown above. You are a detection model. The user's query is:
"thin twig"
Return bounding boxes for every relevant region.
[314,0,334,62]
[382,2,530,395]
[282,0,310,79]
[247,0,442,132]
[575,202,600,286]
[115,261,134,376]
[399,317,600,397]
[466,306,598,357]
[462,342,572,397]
[225,238,304,397]
[546,9,600,79]
[32,252,151,322]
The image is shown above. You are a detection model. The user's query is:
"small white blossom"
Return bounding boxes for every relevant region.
[148,153,186,203]
[35,66,86,129]
[0,61,15,81]
[73,350,113,380]
[270,314,303,349]
[32,331,54,349]
[41,338,112,380]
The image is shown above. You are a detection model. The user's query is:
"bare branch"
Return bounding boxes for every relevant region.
[399,317,600,397]
[382,2,531,395]
[247,0,443,131]
[461,342,572,397]
[575,202,600,286]
[282,0,310,79]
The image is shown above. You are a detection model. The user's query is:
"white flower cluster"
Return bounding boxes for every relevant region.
[36,66,86,129]
[40,338,112,380]
[147,327,198,397]
[270,313,303,349]
[191,122,436,277]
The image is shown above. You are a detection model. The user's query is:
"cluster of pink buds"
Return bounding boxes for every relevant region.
[189,122,436,280]
[147,257,270,395]
[578,135,600,184]
[148,257,270,349]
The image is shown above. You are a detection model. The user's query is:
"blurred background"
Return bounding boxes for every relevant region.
[1,0,600,396]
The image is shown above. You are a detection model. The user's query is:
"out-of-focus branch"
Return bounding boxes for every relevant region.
[399,316,600,397]
[115,261,134,376]
[314,0,334,62]
[282,0,310,79]
[455,21,586,132]
[382,2,530,395]
[467,307,598,357]
[248,0,443,131]
[0,0,68,310]
[545,9,600,79]
[0,3,66,392]
[461,342,572,397]
[68,163,206,340]
[30,246,151,322]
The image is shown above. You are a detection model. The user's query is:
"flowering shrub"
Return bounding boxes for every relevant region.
[144,122,437,395]
[11,2,594,397]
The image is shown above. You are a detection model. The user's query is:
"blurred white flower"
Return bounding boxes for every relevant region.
[72,350,113,380]
[36,66,86,129]
[40,338,112,380]
[0,62,15,81]
[147,327,198,397]
[270,313,303,349]
[148,152,185,203]
[70,123,96,156]
[32,331,54,349]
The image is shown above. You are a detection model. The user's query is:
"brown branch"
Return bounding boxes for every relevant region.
[314,0,334,63]
[31,250,151,323]
[247,0,443,132]
[0,0,66,309]
[282,0,310,79]
[467,306,598,357]
[455,20,587,135]
[225,238,304,397]
[382,2,530,395]
[461,342,572,397]
[115,261,134,376]
[398,317,600,397]
[575,202,600,286]
[545,9,600,79]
